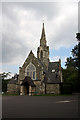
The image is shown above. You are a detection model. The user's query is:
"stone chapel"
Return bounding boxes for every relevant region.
[7,23,63,95]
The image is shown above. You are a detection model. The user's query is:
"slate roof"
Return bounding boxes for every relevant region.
[20,76,36,87]
[48,62,59,72]
[44,72,61,84]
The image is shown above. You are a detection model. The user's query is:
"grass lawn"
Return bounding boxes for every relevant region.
[33,94,72,96]
[33,93,73,96]
[1,93,72,96]
[2,93,19,95]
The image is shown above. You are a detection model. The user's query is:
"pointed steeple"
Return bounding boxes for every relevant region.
[40,22,47,47]
[41,22,45,39]
[37,22,49,69]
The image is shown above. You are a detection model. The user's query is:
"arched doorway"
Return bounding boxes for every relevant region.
[20,76,36,95]
[25,83,29,94]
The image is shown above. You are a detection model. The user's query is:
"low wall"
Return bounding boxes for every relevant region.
[7,84,20,94]
[46,84,60,94]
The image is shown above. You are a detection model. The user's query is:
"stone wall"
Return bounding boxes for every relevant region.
[34,80,45,94]
[19,51,44,95]
[30,87,36,96]
[7,84,20,94]
[19,51,43,81]
[46,84,60,94]
[34,81,41,94]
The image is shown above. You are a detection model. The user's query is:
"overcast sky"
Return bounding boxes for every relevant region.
[0,1,79,75]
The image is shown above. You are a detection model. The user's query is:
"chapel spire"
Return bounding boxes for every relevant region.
[37,22,49,70]
[41,22,45,39]
[40,22,47,47]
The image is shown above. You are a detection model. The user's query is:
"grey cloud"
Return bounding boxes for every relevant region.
[78,1,80,32]
[49,19,77,49]
[2,2,62,20]
[20,2,61,19]
[2,3,20,25]
[2,2,78,65]
[2,33,30,64]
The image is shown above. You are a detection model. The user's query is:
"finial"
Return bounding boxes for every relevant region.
[43,18,44,23]
[42,18,44,27]
[30,50,32,53]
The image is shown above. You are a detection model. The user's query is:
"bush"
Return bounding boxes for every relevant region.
[61,83,73,94]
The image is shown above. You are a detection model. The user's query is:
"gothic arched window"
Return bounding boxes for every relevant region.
[25,62,36,80]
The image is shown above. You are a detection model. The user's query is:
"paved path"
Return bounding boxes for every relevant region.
[2,95,79,119]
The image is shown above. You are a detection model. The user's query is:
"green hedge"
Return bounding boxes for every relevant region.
[62,83,73,94]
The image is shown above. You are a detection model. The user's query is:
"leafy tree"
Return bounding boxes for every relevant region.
[62,48,78,92]
[76,33,80,42]
[62,33,80,92]
[65,57,77,69]
[0,72,11,80]
[0,72,11,92]
[74,33,80,71]
[76,33,80,92]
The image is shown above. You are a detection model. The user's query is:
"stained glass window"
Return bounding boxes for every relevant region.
[25,62,36,80]
[33,72,35,79]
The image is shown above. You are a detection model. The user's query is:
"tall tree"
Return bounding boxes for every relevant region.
[0,72,11,92]
[62,43,79,92]
[63,56,78,83]
[76,33,80,92]
[76,33,80,71]
[62,33,80,92]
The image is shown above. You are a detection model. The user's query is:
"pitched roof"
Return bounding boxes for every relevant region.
[44,72,61,84]
[48,62,59,72]
[28,50,34,56]
[20,76,36,87]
